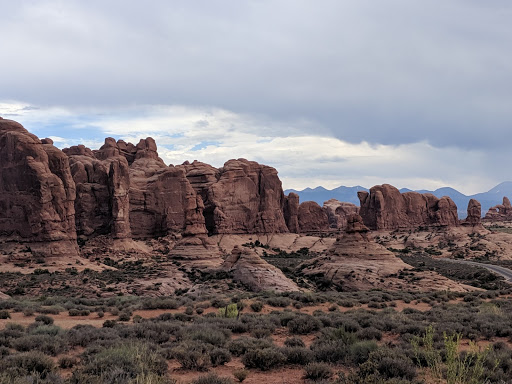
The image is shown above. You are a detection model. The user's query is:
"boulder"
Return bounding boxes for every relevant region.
[358,184,459,230]
[221,245,299,292]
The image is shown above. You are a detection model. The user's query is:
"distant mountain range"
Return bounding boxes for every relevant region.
[285,181,512,218]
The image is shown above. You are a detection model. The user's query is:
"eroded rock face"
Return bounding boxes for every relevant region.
[298,201,329,233]
[0,118,78,257]
[484,197,512,221]
[129,157,207,238]
[323,199,359,230]
[283,192,300,233]
[66,137,207,240]
[65,141,132,239]
[221,245,299,292]
[358,184,459,230]
[181,159,288,234]
[464,199,482,226]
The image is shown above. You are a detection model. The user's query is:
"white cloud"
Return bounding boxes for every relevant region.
[0,101,501,195]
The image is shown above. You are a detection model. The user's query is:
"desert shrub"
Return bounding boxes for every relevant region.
[12,334,65,356]
[179,325,230,347]
[142,297,179,310]
[359,348,416,381]
[185,306,194,315]
[227,337,273,357]
[242,347,286,371]
[233,369,249,382]
[251,327,271,339]
[30,324,62,337]
[264,296,291,308]
[67,324,120,347]
[58,356,77,369]
[0,351,55,378]
[118,311,131,322]
[210,347,232,366]
[348,340,378,365]
[357,326,382,341]
[303,362,332,381]
[173,341,212,371]
[0,346,9,358]
[34,315,54,325]
[211,298,228,308]
[38,306,63,315]
[250,301,264,312]
[78,342,167,379]
[0,310,10,319]
[218,303,239,318]
[282,346,314,365]
[192,373,233,384]
[68,309,90,317]
[284,336,305,348]
[102,320,117,328]
[287,315,322,335]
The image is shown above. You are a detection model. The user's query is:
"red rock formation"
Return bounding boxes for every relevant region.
[65,142,132,239]
[463,199,481,226]
[484,197,512,221]
[299,213,409,291]
[322,199,359,230]
[129,156,206,238]
[358,184,459,230]
[283,192,300,233]
[181,159,288,234]
[221,245,298,292]
[298,201,330,233]
[0,118,78,257]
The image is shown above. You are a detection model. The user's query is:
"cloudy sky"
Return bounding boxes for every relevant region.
[1,1,511,194]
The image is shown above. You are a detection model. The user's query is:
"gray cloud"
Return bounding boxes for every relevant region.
[1,1,512,193]
[1,1,511,148]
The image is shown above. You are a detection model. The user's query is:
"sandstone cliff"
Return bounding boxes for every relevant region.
[0,118,78,257]
[358,184,459,230]
[180,159,289,234]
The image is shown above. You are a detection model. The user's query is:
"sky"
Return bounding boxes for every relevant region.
[1,0,511,194]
